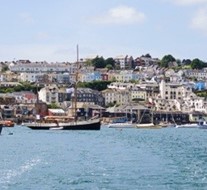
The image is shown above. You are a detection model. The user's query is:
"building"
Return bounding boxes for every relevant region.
[102,88,130,106]
[159,80,193,100]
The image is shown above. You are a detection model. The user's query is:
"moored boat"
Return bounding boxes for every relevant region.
[107,122,136,128]
[136,123,162,129]
[0,120,15,127]
[175,123,200,128]
[23,118,101,130]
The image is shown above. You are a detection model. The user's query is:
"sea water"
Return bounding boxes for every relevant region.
[0,126,207,190]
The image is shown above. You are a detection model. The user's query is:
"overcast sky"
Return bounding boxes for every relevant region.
[1,0,207,62]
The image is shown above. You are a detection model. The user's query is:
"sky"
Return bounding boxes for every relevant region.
[1,0,207,62]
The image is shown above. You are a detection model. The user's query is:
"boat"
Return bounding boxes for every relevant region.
[136,108,162,129]
[0,120,15,127]
[23,119,101,130]
[136,123,162,129]
[175,123,200,128]
[198,121,207,129]
[23,45,101,131]
[107,122,136,128]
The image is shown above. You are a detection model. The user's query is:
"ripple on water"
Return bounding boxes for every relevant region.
[0,127,207,189]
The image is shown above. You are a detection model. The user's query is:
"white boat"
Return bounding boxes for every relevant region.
[108,122,136,128]
[136,109,162,129]
[136,123,162,129]
[198,121,207,129]
[175,123,200,128]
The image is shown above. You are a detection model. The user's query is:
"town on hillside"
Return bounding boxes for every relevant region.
[0,54,206,125]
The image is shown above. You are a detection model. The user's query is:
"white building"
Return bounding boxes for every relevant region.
[159,80,192,100]
[38,84,59,104]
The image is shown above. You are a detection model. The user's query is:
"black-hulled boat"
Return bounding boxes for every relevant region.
[23,119,101,130]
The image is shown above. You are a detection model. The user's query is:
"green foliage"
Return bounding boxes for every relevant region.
[2,65,9,72]
[106,102,116,108]
[106,64,113,70]
[47,103,60,109]
[85,59,92,66]
[195,90,207,99]
[182,59,191,65]
[91,56,115,69]
[160,54,176,68]
[77,81,112,91]
[191,58,207,69]
[0,82,39,94]
[176,59,181,66]
[92,56,106,68]
[105,57,115,68]
[144,53,151,58]
[13,85,24,92]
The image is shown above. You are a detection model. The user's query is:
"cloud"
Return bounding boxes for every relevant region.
[191,7,207,33]
[170,0,207,6]
[19,12,35,24]
[92,5,146,25]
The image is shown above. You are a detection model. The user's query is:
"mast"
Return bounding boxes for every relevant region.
[74,45,79,121]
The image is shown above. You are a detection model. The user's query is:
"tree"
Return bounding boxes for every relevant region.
[47,103,60,109]
[176,59,181,66]
[182,59,191,65]
[91,56,106,68]
[160,54,176,68]
[2,65,9,72]
[105,57,115,68]
[77,81,112,91]
[85,59,92,66]
[144,53,151,58]
[191,58,207,69]
[106,64,113,70]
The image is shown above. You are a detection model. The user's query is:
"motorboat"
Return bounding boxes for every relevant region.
[107,122,136,128]
[175,123,200,128]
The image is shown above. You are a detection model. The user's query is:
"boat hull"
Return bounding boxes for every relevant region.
[23,119,101,130]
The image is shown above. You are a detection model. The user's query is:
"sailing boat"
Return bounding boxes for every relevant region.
[23,45,101,130]
[107,105,136,128]
[136,108,161,129]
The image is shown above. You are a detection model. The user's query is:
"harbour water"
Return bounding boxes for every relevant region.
[1,126,207,190]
